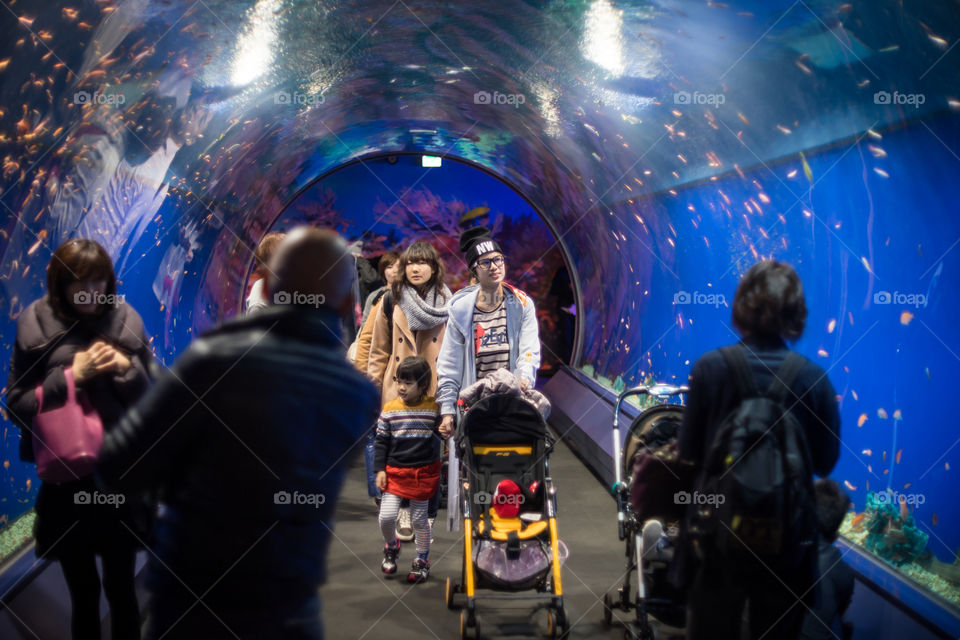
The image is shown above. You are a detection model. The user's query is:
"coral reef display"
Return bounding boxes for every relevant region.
[860,491,929,566]
[841,494,959,610]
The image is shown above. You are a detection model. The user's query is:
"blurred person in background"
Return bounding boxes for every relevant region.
[353,249,402,504]
[246,231,286,313]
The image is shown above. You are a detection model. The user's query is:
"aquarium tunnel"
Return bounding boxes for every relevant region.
[0,0,959,638]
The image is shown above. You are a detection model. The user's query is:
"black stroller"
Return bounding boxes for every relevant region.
[445,393,568,639]
[603,384,689,640]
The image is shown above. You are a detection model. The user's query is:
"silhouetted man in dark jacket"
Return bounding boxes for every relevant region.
[99,228,380,640]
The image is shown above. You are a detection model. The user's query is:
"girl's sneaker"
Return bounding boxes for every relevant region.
[397,507,414,542]
[381,540,401,574]
[407,557,430,584]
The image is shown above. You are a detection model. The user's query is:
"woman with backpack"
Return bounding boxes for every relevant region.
[367,241,451,538]
[354,250,402,503]
[677,259,841,640]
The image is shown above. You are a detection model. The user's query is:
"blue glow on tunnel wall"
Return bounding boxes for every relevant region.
[580,113,960,561]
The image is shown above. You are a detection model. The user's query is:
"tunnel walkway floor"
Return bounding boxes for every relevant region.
[320,427,686,639]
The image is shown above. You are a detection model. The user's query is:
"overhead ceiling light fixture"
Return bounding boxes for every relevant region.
[422,155,442,167]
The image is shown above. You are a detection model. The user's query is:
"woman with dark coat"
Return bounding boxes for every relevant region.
[6,239,154,640]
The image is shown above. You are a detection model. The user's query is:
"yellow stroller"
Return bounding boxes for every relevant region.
[444,394,568,639]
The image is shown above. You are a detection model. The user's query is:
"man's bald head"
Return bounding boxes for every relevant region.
[266,227,355,314]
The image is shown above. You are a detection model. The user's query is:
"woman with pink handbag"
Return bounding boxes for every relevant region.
[6,239,154,640]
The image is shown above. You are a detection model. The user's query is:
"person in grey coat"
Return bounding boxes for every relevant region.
[435,227,541,527]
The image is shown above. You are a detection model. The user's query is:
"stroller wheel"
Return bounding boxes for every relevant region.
[624,623,656,640]
[459,610,480,639]
[602,592,614,627]
[445,576,458,609]
[546,610,556,639]
[557,608,570,638]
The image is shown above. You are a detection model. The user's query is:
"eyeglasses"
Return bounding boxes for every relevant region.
[476,256,504,270]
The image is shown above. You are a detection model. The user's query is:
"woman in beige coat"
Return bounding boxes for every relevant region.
[367,240,451,539]
[353,250,402,375]
[367,241,451,406]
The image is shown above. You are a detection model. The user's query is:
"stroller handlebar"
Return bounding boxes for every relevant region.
[613,384,689,429]
[619,383,689,401]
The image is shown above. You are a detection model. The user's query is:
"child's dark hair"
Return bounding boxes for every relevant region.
[814,478,851,543]
[396,356,432,394]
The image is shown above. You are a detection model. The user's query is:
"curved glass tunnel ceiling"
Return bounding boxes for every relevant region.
[1,0,960,592]
[1,0,957,309]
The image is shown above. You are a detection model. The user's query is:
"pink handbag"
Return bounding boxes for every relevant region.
[32,367,104,483]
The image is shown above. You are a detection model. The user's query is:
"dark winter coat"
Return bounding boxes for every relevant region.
[5,296,154,557]
[675,336,841,597]
[97,305,380,608]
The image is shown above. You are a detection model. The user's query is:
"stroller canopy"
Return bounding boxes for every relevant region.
[458,394,546,448]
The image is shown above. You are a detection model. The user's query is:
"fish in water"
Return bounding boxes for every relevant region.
[459,206,490,223]
[799,151,813,182]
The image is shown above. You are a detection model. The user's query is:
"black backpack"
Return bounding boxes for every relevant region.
[688,345,818,576]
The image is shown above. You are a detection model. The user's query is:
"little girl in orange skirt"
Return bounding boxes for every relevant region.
[375,356,446,583]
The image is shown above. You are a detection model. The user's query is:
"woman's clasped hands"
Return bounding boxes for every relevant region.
[72,340,132,383]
